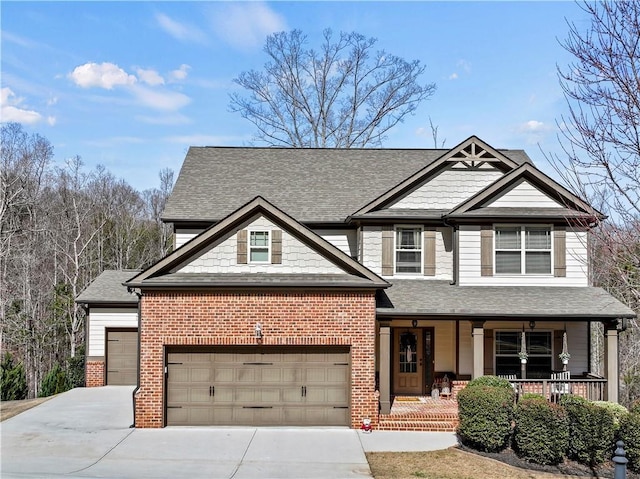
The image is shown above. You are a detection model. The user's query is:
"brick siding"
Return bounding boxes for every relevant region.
[134,290,378,428]
[86,360,105,387]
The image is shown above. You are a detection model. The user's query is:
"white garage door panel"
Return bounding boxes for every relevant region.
[166,348,350,426]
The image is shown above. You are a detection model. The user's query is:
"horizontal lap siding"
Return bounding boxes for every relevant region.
[88,308,138,357]
[135,291,377,429]
[459,226,589,286]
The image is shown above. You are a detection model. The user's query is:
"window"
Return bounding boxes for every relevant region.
[249,231,269,262]
[395,227,422,274]
[495,226,551,274]
[495,331,552,378]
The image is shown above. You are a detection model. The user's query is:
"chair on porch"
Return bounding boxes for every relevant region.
[551,371,571,401]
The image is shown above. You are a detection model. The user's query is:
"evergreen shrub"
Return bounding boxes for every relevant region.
[514,395,569,465]
[39,363,69,397]
[619,410,640,473]
[0,352,28,401]
[457,383,515,452]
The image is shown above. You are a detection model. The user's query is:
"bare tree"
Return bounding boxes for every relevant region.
[230,29,436,148]
[551,0,640,405]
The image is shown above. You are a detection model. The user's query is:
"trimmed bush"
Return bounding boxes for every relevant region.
[562,396,616,466]
[0,352,28,401]
[66,344,85,389]
[619,411,640,473]
[514,395,569,465]
[592,400,628,427]
[466,375,514,390]
[457,384,515,452]
[39,363,69,397]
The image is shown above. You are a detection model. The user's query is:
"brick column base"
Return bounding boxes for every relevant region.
[86,360,105,387]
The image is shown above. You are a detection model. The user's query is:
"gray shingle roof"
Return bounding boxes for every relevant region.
[378,280,636,318]
[163,147,532,224]
[448,207,596,220]
[76,270,140,304]
[129,273,378,289]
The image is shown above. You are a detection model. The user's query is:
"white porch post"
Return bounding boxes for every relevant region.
[379,325,391,414]
[604,320,619,403]
[472,321,485,379]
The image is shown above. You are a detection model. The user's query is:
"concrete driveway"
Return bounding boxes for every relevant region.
[1,387,457,479]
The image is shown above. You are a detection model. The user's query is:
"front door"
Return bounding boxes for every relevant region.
[393,329,424,394]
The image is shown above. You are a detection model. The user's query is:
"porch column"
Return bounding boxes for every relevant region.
[604,320,619,403]
[472,320,485,379]
[379,325,391,414]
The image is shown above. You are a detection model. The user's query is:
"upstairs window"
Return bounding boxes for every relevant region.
[495,226,551,274]
[249,231,270,263]
[395,227,422,274]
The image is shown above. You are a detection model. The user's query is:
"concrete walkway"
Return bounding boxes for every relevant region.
[1,387,458,478]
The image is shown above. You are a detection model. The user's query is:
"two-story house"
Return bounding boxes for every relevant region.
[76,136,635,429]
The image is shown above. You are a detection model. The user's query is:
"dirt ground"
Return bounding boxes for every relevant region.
[0,397,52,422]
[367,447,639,479]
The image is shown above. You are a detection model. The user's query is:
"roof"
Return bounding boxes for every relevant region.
[163,144,532,224]
[377,280,637,319]
[76,270,140,305]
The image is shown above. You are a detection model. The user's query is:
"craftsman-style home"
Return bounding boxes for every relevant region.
[77,136,635,429]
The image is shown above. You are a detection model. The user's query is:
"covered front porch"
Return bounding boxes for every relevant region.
[374,280,634,419]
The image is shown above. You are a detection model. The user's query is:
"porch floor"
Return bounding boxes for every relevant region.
[377,396,460,432]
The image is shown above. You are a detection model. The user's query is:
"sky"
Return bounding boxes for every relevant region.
[2,1,591,192]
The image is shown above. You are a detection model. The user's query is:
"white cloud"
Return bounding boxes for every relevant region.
[1,87,46,125]
[136,68,165,86]
[449,73,458,80]
[69,62,137,89]
[168,64,190,82]
[210,2,286,50]
[155,13,207,44]
[130,84,191,111]
[520,120,548,133]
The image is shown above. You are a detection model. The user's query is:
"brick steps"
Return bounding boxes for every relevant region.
[376,395,460,432]
[377,419,458,432]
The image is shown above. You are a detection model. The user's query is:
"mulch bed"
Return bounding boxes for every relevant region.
[457,443,639,479]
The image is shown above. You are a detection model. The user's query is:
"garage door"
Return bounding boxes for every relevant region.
[106,330,138,385]
[166,347,350,426]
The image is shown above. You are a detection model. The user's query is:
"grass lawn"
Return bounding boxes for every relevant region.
[367,449,586,479]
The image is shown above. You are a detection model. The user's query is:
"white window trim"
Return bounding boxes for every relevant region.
[248,230,270,264]
[394,225,423,275]
[494,224,554,276]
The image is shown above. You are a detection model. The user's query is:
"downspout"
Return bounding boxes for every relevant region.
[129,288,142,428]
[80,304,89,386]
[443,217,458,285]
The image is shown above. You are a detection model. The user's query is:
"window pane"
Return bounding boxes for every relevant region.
[250,231,269,246]
[397,228,420,249]
[496,332,519,354]
[250,248,269,262]
[525,252,551,274]
[496,356,521,377]
[526,227,551,249]
[495,227,520,249]
[496,251,521,274]
[396,251,421,273]
[527,332,551,355]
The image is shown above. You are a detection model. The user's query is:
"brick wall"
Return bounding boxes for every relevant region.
[134,290,378,428]
[86,360,105,387]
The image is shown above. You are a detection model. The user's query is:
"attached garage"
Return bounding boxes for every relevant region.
[106,329,138,385]
[166,347,350,426]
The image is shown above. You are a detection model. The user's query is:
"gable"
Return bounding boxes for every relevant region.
[126,196,388,289]
[388,165,503,210]
[175,214,344,275]
[351,136,524,217]
[485,179,564,208]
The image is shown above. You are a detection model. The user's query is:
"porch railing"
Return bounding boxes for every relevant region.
[507,378,608,402]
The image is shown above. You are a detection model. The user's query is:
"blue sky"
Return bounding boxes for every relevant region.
[2,1,588,191]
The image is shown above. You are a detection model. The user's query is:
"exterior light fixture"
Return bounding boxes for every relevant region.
[412,319,418,328]
[529,320,536,330]
[255,323,263,339]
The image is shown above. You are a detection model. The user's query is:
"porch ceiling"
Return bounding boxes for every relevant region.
[376,280,636,319]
